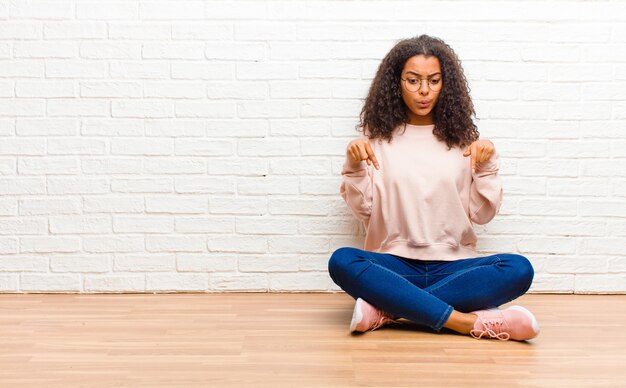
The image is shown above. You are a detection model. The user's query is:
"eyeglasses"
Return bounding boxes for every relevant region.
[401,76,443,92]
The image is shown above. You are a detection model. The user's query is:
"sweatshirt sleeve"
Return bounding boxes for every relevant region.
[340,156,373,224]
[469,152,503,225]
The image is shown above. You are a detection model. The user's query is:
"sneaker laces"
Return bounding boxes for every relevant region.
[470,317,511,341]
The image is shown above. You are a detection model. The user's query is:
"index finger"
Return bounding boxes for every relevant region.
[467,144,476,173]
[364,142,379,169]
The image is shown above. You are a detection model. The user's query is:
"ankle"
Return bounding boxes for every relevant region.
[443,310,478,335]
[457,313,478,334]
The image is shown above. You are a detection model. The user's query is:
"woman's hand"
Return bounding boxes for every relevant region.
[347,138,380,170]
[463,139,495,173]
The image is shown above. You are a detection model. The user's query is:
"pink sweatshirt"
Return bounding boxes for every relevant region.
[340,123,503,261]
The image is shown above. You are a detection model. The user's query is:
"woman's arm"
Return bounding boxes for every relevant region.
[464,139,502,224]
[340,138,378,223]
[340,158,373,223]
[468,151,503,225]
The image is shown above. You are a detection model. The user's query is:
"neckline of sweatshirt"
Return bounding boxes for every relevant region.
[397,123,435,136]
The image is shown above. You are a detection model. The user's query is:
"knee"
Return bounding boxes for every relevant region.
[502,254,534,292]
[328,247,359,276]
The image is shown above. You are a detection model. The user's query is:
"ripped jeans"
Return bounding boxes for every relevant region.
[328,247,534,331]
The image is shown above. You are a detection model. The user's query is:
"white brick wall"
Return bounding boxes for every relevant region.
[0,0,625,293]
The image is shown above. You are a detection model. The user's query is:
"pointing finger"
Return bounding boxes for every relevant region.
[470,144,477,173]
[364,142,379,169]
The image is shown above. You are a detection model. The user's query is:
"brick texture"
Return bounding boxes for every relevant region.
[0,0,624,293]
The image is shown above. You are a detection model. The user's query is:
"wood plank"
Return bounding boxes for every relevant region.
[1,293,625,387]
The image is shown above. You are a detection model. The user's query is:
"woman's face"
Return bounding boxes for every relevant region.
[400,55,442,125]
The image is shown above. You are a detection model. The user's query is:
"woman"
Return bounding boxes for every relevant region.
[328,35,539,341]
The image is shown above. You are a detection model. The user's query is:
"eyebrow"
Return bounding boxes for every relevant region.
[405,71,441,77]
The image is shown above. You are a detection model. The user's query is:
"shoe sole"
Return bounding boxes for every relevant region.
[350,298,364,332]
[508,305,540,338]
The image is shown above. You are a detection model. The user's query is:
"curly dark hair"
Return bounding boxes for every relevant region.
[358,34,479,148]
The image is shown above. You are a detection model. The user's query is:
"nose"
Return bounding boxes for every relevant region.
[418,79,429,95]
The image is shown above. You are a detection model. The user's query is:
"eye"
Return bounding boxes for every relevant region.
[406,78,419,84]
[430,78,441,85]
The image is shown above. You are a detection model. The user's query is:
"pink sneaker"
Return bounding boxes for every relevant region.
[350,298,400,333]
[470,305,540,341]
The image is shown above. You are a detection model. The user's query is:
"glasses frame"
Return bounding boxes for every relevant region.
[400,76,443,93]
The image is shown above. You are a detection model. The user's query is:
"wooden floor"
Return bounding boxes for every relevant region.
[1,293,625,388]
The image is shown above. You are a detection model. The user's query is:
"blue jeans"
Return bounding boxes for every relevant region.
[328,247,534,331]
